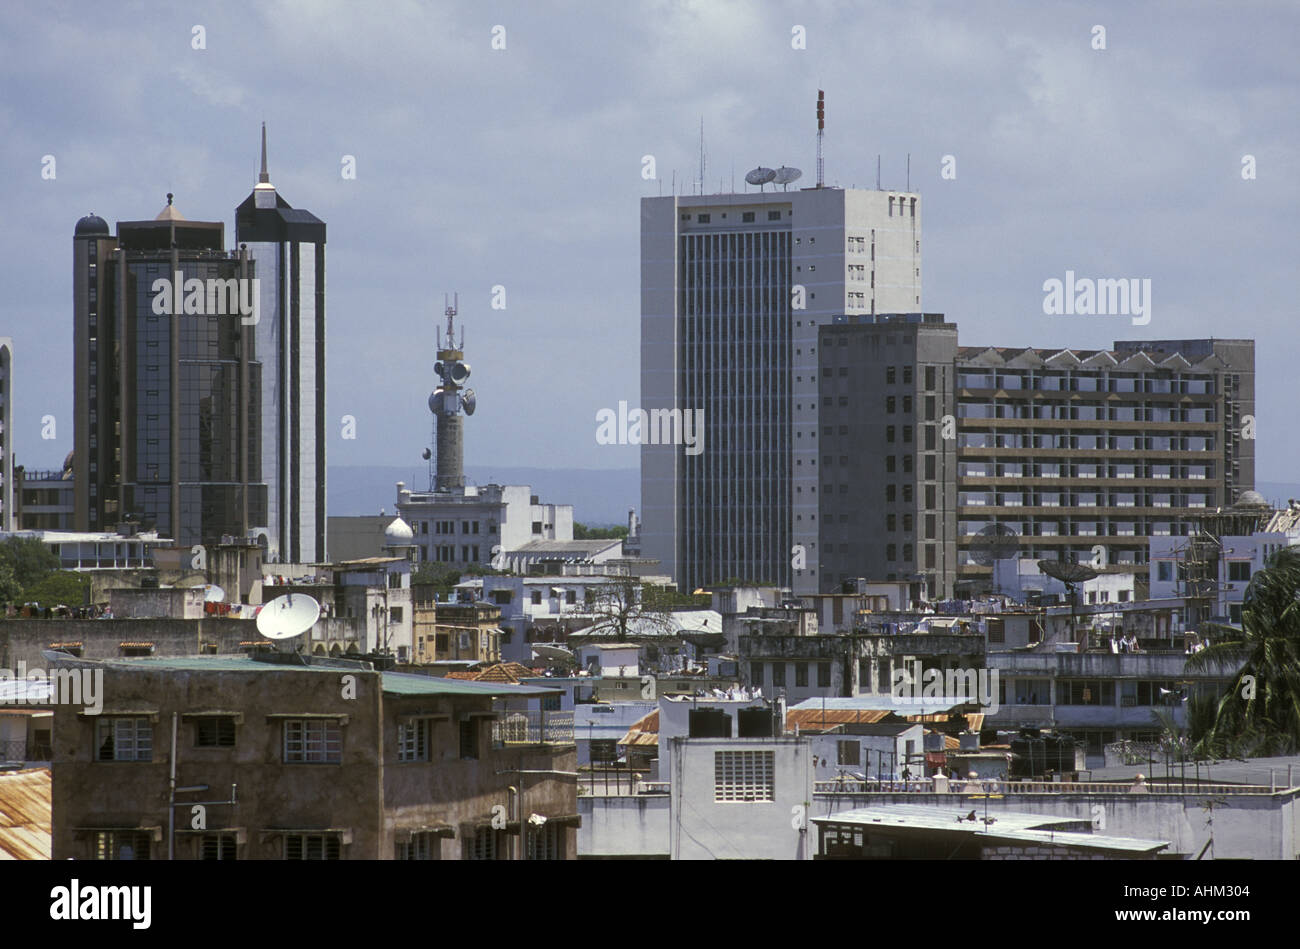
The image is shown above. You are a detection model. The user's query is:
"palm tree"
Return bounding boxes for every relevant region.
[1186,546,1300,757]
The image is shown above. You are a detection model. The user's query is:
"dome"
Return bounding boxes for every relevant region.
[384,516,414,544]
[75,213,109,236]
[1235,490,1268,508]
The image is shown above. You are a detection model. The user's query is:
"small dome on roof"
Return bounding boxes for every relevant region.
[75,213,109,236]
[384,516,414,544]
[1235,490,1268,508]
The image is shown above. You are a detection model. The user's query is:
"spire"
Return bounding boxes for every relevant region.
[259,122,270,184]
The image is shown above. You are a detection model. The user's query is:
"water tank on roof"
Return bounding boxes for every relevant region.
[688,707,732,738]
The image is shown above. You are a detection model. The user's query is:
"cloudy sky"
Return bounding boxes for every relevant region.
[3,0,1296,481]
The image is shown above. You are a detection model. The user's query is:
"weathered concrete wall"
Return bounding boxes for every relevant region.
[578,794,669,857]
[1,619,263,669]
[52,665,386,859]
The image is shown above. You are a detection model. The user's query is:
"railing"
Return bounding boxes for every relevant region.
[578,769,668,797]
[814,778,1279,796]
[0,739,51,763]
[491,710,574,746]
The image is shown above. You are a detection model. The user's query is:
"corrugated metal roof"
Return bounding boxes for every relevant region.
[0,768,51,860]
[618,708,659,747]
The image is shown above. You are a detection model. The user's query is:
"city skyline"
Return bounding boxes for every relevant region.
[1,2,1295,486]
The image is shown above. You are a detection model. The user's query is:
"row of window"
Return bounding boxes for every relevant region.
[95,716,485,764]
[748,661,832,689]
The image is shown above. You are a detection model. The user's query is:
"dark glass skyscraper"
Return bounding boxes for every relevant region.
[73,199,266,546]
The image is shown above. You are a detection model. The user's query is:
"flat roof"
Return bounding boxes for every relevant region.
[789,696,978,715]
[48,656,560,697]
[812,804,1168,854]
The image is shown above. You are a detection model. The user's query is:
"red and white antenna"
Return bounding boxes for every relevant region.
[816,90,825,188]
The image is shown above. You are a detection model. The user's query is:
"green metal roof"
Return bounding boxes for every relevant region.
[69,655,560,697]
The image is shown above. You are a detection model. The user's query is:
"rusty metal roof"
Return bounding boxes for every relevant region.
[618,709,659,747]
[786,709,984,733]
[0,768,51,860]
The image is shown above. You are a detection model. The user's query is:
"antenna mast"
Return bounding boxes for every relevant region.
[699,116,706,196]
[816,90,825,188]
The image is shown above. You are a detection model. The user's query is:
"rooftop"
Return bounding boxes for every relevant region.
[0,768,51,860]
[811,803,1168,855]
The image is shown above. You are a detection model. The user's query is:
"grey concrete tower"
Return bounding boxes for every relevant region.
[428,295,476,492]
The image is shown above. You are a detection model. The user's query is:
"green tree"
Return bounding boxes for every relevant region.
[573,523,629,540]
[1186,546,1300,757]
[23,570,91,608]
[0,537,58,590]
[0,563,21,609]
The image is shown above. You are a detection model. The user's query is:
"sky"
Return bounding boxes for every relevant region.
[2,0,1296,478]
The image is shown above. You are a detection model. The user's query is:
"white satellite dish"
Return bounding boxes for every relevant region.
[204,584,226,603]
[773,166,803,189]
[532,643,576,665]
[256,593,321,640]
[744,166,777,189]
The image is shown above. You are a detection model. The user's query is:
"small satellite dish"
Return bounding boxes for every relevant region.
[204,584,226,603]
[744,166,777,188]
[532,643,576,666]
[433,361,443,377]
[428,389,444,414]
[774,166,802,189]
[462,388,476,416]
[422,448,432,460]
[448,361,471,385]
[256,593,321,640]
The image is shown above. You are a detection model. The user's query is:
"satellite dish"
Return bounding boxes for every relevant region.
[204,584,226,603]
[428,390,444,414]
[532,643,576,666]
[422,448,432,460]
[1037,559,1100,586]
[744,167,777,190]
[433,361,443,377]
[970,524,1019,567]
[448,361,471,385]
[462,388,476,416]
[774,166,802,189]
[256,593,321,640]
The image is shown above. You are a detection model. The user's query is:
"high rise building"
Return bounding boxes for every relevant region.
[72,200,266,546]
[0,338,12,531]
[235,124,327,563]
[818,318,1255,596]
[641,186,921,593]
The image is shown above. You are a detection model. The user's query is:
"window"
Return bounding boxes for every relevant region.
[97,717,153,761]
[903,366,913,384]
[768,210,782,221]
[459,718,479,759]
[886,456,896,473]
[396,832,436,860]
[389,606,404,624]
[195,716,236,748]
[285,834,341,860]
[201,834,237,860]
[795,663,809,687]
[750,661,765,685]
[464,827,505,860]
[532,521,542,534]
[817,662,831,687]
[837,740,861,766]
[1156,561,1173,582]
[589,739,618,763]
[95,830,151,860]
[742,211,755,223]
[772,663,786,687]
[531,591,542,605]
[283,719,342,763]
[697,213,711,223]
[886,366,896,384]
[714,750,775,802]
[987,618,1005,643]
[886,426,896,443]
[1228,562,1251,582]
[526,822,565,860]
[397,718,431,762]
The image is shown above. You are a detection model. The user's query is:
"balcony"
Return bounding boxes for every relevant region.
[492,710,574,747]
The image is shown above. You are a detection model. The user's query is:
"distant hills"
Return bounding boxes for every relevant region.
[329,465,639,527]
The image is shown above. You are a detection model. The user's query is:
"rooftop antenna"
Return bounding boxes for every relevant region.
[698,116,706,196]
[259,121,270,183]
[907,153,911,191]
[816,90,825,188]
[876,154,881,190]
